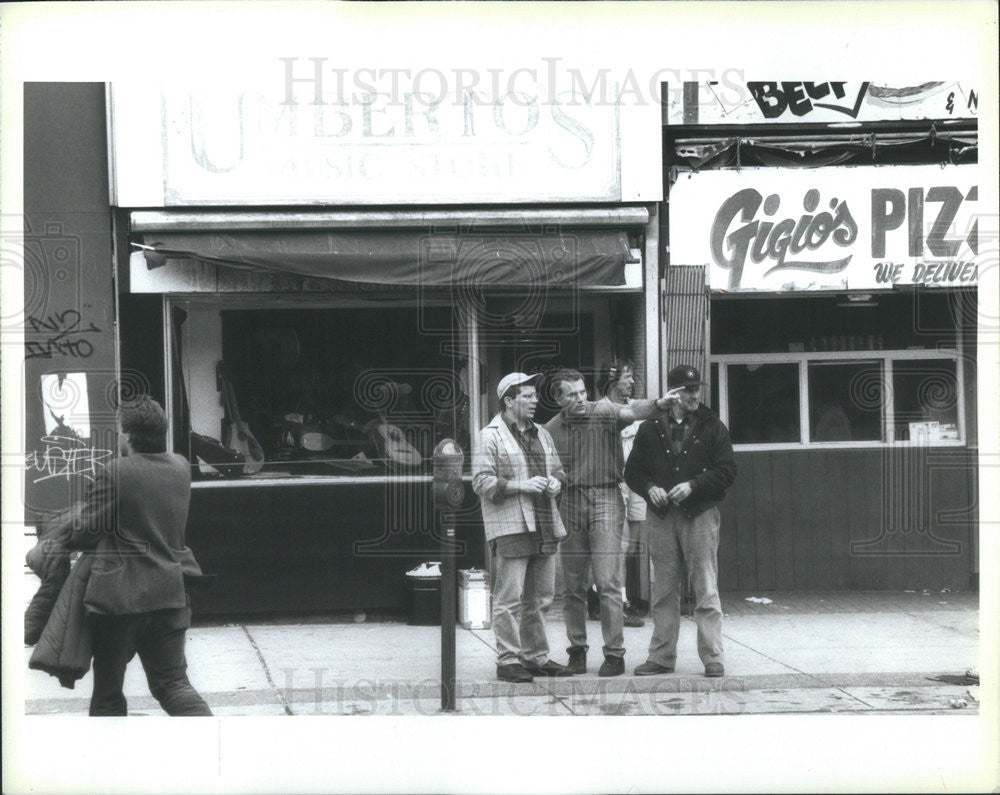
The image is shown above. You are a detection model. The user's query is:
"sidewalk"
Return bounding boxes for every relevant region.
[23,590,980,716]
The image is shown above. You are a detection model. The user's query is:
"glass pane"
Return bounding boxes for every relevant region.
[726,363,800,444]
[710,362,719,411]
[808,361,883,442]
[178,304,466,479]
[892,359,960,442]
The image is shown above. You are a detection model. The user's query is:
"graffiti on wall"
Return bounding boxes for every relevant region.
[24,372,112,483]
[24,310,102,360]
[666,81,978,125]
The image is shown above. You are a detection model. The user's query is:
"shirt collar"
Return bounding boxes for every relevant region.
[503,415,535,435]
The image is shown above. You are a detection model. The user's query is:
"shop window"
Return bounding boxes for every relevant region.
[713,354,964,449]
[170,292,641,479]
[711,290,969,449]
[725,363,800,444]
[808,361,883,442]
[173,301,470,479]
[892,359,960,442]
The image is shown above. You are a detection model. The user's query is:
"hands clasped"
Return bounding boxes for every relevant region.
[518,476,561,497]
[648,481,692,508]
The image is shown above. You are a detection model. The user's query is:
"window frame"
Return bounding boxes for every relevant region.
[163,290,647,486]
[711,346,966,451]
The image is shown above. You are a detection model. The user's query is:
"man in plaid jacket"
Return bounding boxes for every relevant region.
[473,372,572,683]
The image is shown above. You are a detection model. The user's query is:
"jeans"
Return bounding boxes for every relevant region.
[89,609,213,716]
[646,506,724,667]
[491,551,556,666]
[559,486,625,658]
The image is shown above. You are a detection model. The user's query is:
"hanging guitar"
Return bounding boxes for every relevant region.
[366,419,422,469]
[219,365,266,475]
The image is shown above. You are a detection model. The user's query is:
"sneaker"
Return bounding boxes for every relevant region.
[623,613,645,628]
[567,649,587,674]
[521,659,574,677]
[496,663,534,683]
[598,655,625,677]
[704,662,725,678]
[634,660,674,676]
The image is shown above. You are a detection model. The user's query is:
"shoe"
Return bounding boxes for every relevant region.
[598,655,625,677]
[587,589,600,621]
[634,660,674,676]
[522,659,574,677]
[623,613,645,628]
[567,649,587,674]
[624,600,648,618]
[704,662,725,678]
[496,663,534,683]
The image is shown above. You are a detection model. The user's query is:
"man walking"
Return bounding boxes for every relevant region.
[625,365,737,678]
[473,373,573,683]
[62,396,213,715]
[545,368,682,677]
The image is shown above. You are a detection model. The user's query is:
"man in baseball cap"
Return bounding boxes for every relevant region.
[495,372,539,401]
[625,364,736,678]
[472,372,572,682]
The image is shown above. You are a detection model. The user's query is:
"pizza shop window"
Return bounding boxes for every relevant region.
[170,299,469,479]
[891,359,960,442]
[725,363,800,444]
[710,291,969,448]
[807,361,882,443]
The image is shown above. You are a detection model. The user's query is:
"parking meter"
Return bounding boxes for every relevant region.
[432,439,465,510]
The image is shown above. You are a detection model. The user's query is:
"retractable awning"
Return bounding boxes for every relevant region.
[138,229,634,288]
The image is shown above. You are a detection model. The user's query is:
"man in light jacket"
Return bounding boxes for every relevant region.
[473,372,573,683]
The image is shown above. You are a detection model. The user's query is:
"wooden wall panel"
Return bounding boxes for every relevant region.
[830,451,855,589]
[732,455,758,590]
[718,498,740,591]
[770,452,797,589]
[846,451,876,589]
[806,453,834,590]
[787,452,814,589]
[716,448,976,593]
[752,453,777,590]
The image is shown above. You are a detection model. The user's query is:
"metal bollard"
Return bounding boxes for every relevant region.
[432,439,464,713]
[440,514,457,712]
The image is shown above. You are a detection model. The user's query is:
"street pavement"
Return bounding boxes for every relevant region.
[22,589,980,717]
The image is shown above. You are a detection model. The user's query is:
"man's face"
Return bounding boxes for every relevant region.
[557,378,589,415]
[676,384,702,415]
[615,367,635,399]
[507,385,538,423]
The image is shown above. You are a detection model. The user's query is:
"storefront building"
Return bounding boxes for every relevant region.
[24,80,663,616]
[663,81,980,591]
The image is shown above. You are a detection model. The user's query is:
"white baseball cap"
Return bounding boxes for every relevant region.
[496,372,540,400]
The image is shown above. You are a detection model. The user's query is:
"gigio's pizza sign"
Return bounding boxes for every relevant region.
[670,164,980,292]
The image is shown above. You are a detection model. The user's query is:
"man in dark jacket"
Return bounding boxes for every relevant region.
[624,365,736,678]
[63,396,212,716]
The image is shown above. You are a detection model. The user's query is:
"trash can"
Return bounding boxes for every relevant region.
[405,562,442,626]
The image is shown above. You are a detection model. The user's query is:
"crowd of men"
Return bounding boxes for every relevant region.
[473,362,737,682]
[26,361,735,715]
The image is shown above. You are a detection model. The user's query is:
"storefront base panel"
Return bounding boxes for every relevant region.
[185,483,485,617]
[719,448,977,593]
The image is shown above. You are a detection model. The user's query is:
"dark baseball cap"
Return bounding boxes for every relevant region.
[667,365,706,389]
